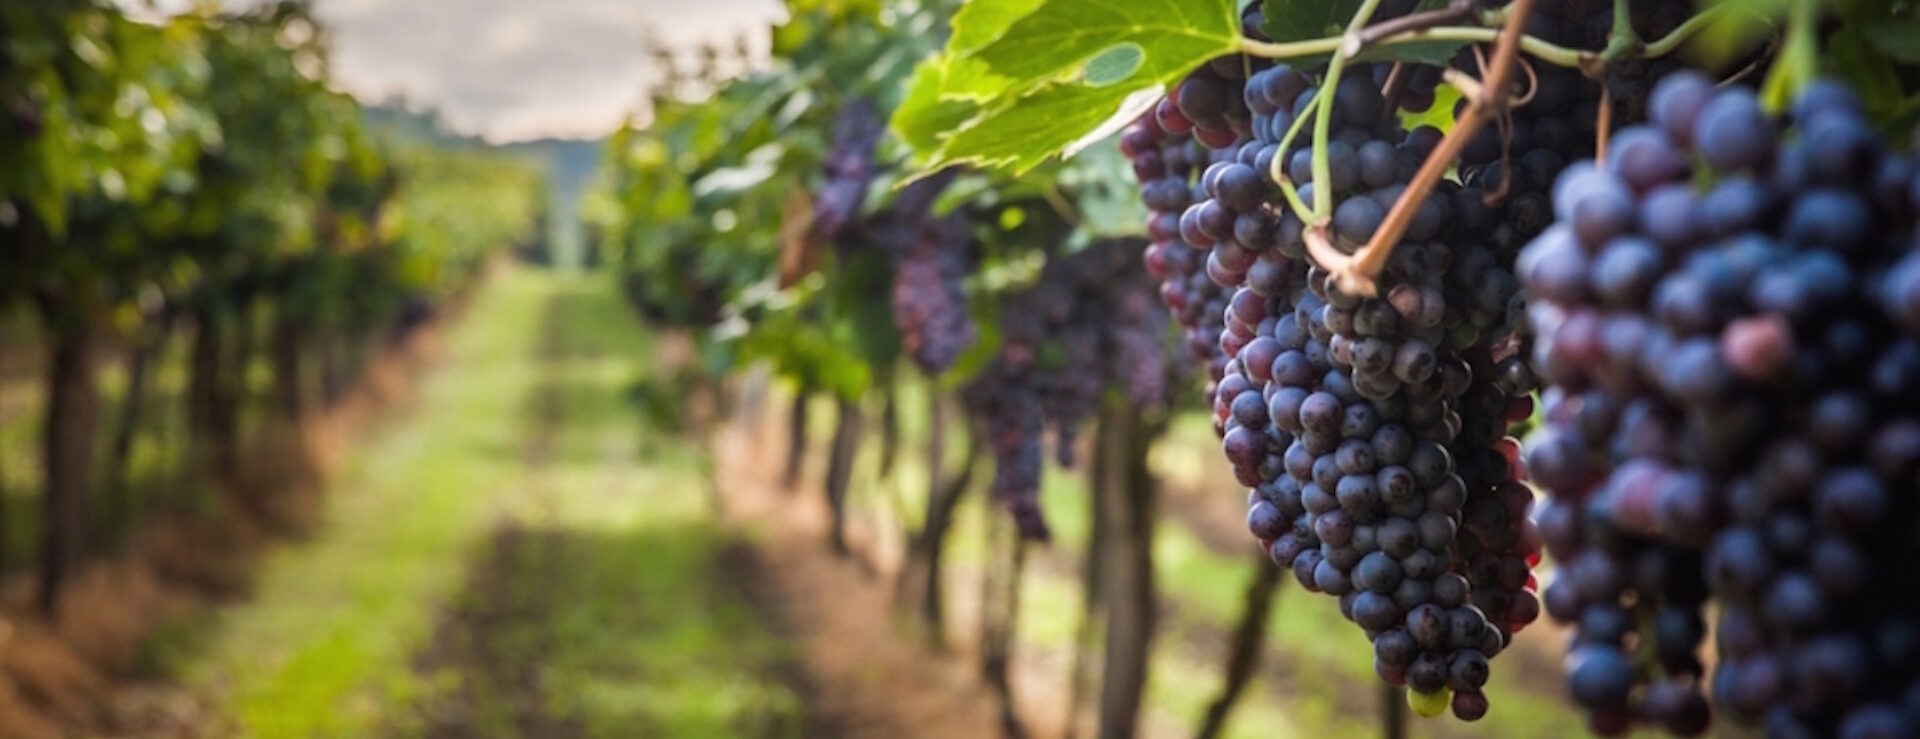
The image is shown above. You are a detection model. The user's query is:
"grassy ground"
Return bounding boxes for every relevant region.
[115,264,1682,739]
[151,268,798,738]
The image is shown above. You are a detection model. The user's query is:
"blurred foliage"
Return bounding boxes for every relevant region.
[0,0,543,334]
[0,0,545,614]
[584,0,1150,401]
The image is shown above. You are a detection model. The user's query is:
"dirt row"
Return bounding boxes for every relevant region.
[707,404,1008,739]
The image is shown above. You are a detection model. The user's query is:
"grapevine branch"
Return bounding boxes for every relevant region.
[1356,0,1478,48]
[1309,0,1538,297]
[1586,0,1640,77]
[1238,4,1722,73]
[1378,62,1411,114]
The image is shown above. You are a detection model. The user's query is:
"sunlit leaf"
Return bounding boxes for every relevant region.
[900,0,1241,173]
[949,0,1043,55]
[934,79,1163,173]
[972,0,1239,83]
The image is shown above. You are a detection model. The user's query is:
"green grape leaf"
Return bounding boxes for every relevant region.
[1398,82,1462,132]
[972,0,1239,83]
[897,0,1240,174]
[1829,22,1905,124]
[1063,142,1150,237]
[949,0,1044,55]
[892,55,999,156]
[1861,21,1920,63]
[1261,0,1358,44]
[934,80,1164,174]
[1084,43,1145,86]
[1693,0,1789,71]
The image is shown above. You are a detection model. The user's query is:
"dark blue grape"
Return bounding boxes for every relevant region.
[1353,591,1403,632]
[1649,71,1714,146]
[1801,111,1878,186]
[1569,645,1635,709]
[1589,236,1664,309]
[1571,176,1636,248]
[1334,196,1385,252]
[1315,557,1354,595]
[1336,473,1380,515]
[1355,551,1404,594]
[1762,572,1827,634]
[1216,163,1266,212]
[1607,127,1689,192]
[1448,650,1490,690]
[1299,391,1343,434]
[1794,636,1869,709]
[1248,500,1286,540]
[1230,390,1268,428]
[1814,467,1887,534]
[1782,189,1872,254]
[1407,652,1448,693]
[1359,140,1396,189]
[1695,89,1776,172]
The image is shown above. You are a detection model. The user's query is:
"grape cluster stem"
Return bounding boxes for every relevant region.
[1307,0,1537,297]
[1312,0,1389,226]
[1760,0,1819,113]
[1241,0,1725,296]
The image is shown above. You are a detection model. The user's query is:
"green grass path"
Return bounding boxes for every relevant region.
[160,269,798,738]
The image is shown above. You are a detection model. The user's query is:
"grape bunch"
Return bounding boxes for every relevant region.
[1134,47,1553,719]
[1522,75,1920,737]
[813,100,885,240]
[888,213,977,375]
[868,170,977,376]
[963,240,1170,540]
[1126,118,1230,401]
[818,145,979,377]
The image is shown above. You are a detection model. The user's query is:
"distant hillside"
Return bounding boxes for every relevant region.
[365,103,606,267]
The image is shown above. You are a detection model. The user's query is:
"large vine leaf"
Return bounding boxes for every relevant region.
[1262,0,1359,44]
[1862,22,1920,62]
[1694,0,1791,69]
[971,0,1238,81]
[949,0,1043,55]
[892,55,999,157]
[937,82,1164,173]
[894,0,1241,175]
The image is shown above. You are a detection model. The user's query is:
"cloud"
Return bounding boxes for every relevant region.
[141,0,786,141]
[323,0,785,140]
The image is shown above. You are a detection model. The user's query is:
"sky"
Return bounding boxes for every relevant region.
[145,0,787,141]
